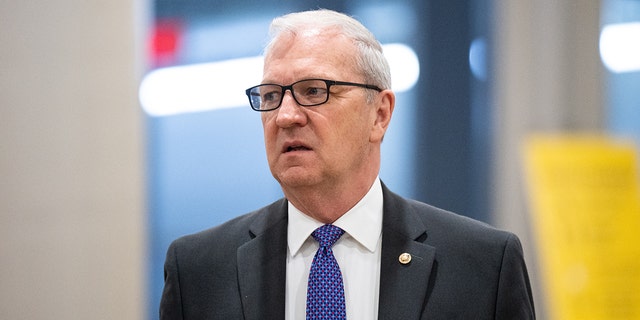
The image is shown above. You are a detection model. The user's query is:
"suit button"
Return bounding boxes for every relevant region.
[398,252,412,264]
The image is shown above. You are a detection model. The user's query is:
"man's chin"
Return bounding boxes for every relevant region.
[274,169,321,189]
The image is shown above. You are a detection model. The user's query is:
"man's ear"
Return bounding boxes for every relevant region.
[370,90,395,143]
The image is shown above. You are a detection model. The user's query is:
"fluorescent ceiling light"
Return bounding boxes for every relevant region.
[139,43,420,117]
[600,22,640,73]
[139,56,263,116]
[469,37,487,81]
[383,43,420,92]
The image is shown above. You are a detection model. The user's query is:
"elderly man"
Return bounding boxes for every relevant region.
[160,9,535,320]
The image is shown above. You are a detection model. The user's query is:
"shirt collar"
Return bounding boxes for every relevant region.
[287,178,384,256]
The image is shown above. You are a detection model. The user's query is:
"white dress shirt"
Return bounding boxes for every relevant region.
[285,178,383,320]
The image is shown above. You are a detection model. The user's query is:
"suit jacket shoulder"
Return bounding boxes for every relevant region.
[171,198,287,253]
[379,186,535,319]
[160,198,288,320]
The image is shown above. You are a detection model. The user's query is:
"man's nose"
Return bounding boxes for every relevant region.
[275,91,307,127]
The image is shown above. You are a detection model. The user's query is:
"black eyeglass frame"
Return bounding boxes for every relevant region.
[245,78,383,112]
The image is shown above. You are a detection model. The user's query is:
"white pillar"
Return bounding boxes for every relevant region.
[0,1,147,319]
[493,1,604,318]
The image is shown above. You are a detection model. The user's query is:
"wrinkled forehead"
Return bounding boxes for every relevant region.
[262,30,360,82]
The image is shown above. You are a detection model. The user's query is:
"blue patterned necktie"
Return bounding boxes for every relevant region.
[306,224,347,320]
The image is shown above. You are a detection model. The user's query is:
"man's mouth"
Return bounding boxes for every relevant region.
[283,144,311,153]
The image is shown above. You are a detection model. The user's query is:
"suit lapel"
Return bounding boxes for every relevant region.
[378,185,436,320]
[237,199,288,320]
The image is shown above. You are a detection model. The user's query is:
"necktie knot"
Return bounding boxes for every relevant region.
[312,224,345,248]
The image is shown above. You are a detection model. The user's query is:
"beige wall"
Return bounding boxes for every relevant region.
[0,1,146,319]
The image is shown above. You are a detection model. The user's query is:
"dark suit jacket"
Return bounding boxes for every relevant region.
[160,184,535,319]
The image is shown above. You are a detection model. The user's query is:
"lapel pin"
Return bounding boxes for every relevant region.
[398,252,412,265]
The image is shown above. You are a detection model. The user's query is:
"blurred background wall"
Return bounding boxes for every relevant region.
[0,1,146,319]
[494,1,605,315]
[1,0,638,319]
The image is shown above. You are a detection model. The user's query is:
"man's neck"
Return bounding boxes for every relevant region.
[282,175,378,224]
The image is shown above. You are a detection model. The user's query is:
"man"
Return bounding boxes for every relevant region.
[160,9,535,320]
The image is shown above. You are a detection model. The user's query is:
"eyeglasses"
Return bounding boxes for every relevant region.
[245,78,382,112]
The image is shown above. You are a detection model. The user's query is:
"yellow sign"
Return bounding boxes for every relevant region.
[524,135,640,320]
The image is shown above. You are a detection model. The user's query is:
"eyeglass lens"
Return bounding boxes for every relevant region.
[248,79,329,111]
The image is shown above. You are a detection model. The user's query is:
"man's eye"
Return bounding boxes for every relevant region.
[303,87,326,96]
[263,91,280,101]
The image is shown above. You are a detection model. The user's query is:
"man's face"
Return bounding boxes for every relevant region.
[260,29,381,193]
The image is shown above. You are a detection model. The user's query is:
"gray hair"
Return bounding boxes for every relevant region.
[264,9,392,94]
